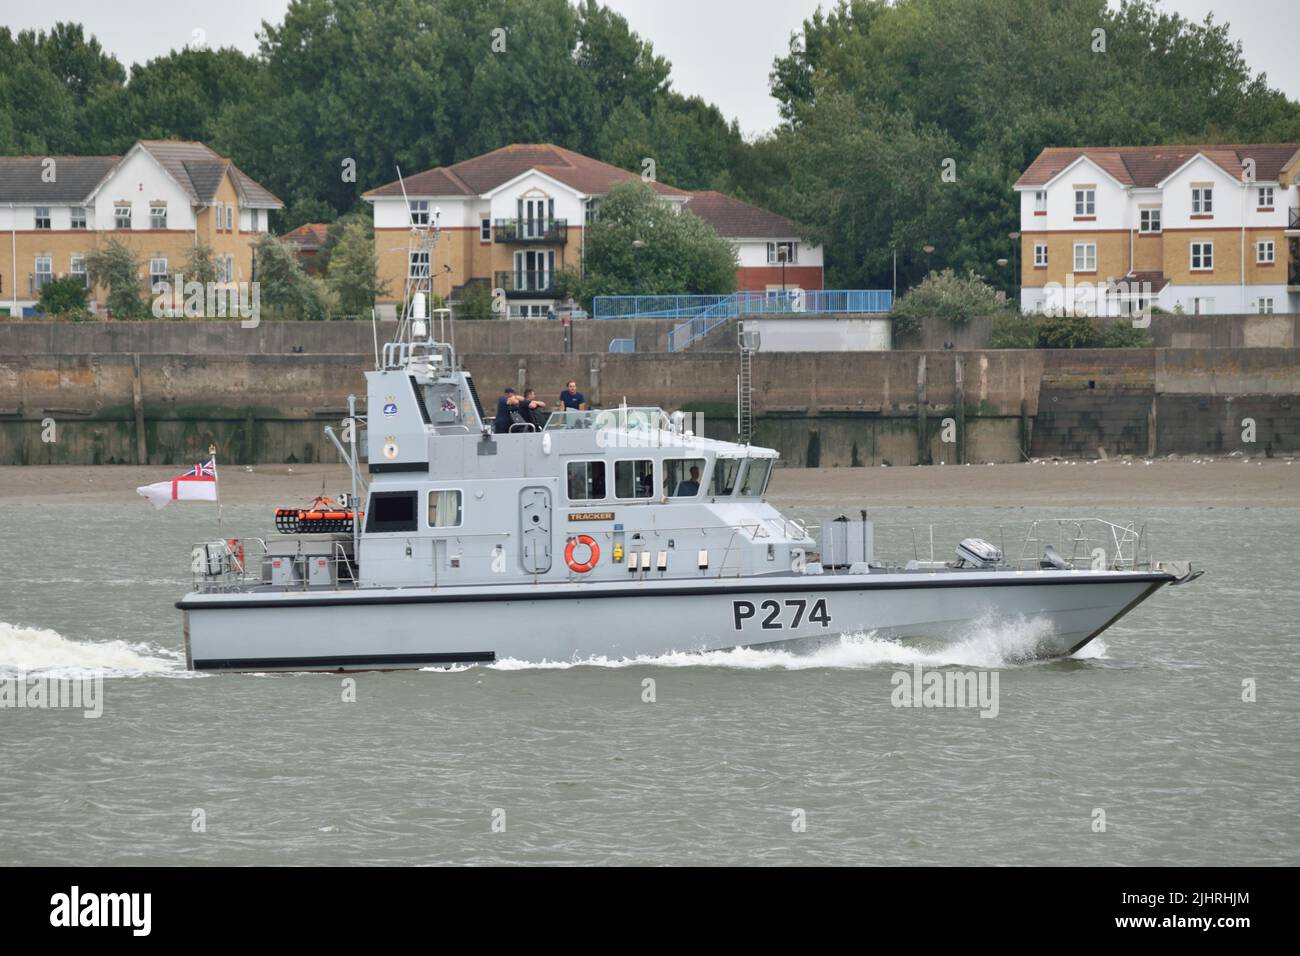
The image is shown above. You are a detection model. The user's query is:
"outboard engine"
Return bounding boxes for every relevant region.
[954,538,1003,569]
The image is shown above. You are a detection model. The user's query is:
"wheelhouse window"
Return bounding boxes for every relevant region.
[427,489,463,528]
[114,204,132,229]
[34,207,51,230]
[409,200,430,226]
[1190,241,1213,271]
[1139,208,1161,233]
[70,206,87,229]
[737,459,773,498]
[1191,187,1213,215]
[710,458,741,496]
[150,204,168,229]
[614,459,654,500]
[567,460,606,501]
[664,458,705,497]
[365,491,418,533]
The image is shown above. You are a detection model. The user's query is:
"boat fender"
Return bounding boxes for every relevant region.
[565,535,600,573]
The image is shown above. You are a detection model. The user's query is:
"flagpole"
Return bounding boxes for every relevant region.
[209,443,221,528]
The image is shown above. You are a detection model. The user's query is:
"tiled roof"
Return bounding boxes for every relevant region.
[364,144,689,199]
[1126,270,1171,293]
[0,141,283,208]
[281,222,330,249]
[139,140,283,208]
[0,156,121,202]
[684,190,801,238]
[1015,144,1300,189]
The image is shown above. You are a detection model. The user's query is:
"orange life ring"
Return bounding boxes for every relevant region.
[565,535,600,574]
[227,537,244,570]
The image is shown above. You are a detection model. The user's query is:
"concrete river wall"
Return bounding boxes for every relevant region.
[0,321,1296,467]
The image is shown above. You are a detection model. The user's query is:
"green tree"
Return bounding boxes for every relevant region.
[253,233,332,320]
[575,181,736,311]
[183,243,218,287]
[37,275,90,318]
[326,220,388,315]
[892,269,1009,340]
[452,282,496,320]
[84,238,144,318]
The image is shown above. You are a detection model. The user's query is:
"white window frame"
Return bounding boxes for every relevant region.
[409,250,430,279]
[1256,240,1275,264]
[150,204,168,229]
[1190,241,1214,271]
[70,206,87,229]
[149,257,169,292]
[114,205,132,229]
[1257,297,1274,314]
[69,254,87,287]
[225,205,234,231]
[480,217,491,241]
[1034,190,1047,212]
[34,207,51,229]
[34,255,53,291]
[767,241,798,264]
[1139,208,1161,234]
[1072,242,1096,272]
[1257,186,1274,209]
[1191,187,1213,215]
[1074,188,1095,216]
[408,200,430,226]
[1033,242,1048,267]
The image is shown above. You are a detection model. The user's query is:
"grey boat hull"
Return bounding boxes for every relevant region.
[179,569,1173,672]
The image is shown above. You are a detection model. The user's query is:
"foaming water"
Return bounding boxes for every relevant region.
[0,621,185,678]
[487,615,1082,672]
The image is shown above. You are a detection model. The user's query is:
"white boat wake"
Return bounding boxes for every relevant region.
[0,621,186,678]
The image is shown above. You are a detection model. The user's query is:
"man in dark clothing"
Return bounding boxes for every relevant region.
[559,380,586,411]
[493,387,521,433]
[519,389,548,429]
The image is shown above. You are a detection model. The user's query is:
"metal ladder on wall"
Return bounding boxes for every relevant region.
[737,323,758,443]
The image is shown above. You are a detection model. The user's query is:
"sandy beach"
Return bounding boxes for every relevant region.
[1,457,1295,509]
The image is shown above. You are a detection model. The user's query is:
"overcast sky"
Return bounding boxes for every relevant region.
[3,0,1297,139]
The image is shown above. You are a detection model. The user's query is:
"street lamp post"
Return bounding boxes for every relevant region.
[1008,231,1021,307]
[631,239,645,299]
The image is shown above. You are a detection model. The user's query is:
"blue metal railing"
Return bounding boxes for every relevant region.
[652,289,893,351]
[593,294,729,319]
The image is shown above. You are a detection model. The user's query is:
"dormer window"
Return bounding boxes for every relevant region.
[1191,186,1213,215]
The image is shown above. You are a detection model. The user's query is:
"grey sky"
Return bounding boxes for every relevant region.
[2,0,1297,139]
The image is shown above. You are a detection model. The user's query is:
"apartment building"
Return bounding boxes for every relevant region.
[0,140,282,317]
[1014,144,1300,316]
[363,143,821,317]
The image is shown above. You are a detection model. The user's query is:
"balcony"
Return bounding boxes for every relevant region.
[1287,207,1300,234]
[494,270,557,298]
[493,218,568,244]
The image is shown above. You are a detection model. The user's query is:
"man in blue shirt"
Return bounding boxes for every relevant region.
[559,380,586,411]
[493,387,521,433]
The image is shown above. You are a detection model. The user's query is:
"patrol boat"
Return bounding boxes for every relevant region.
[177,308,1201,672]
